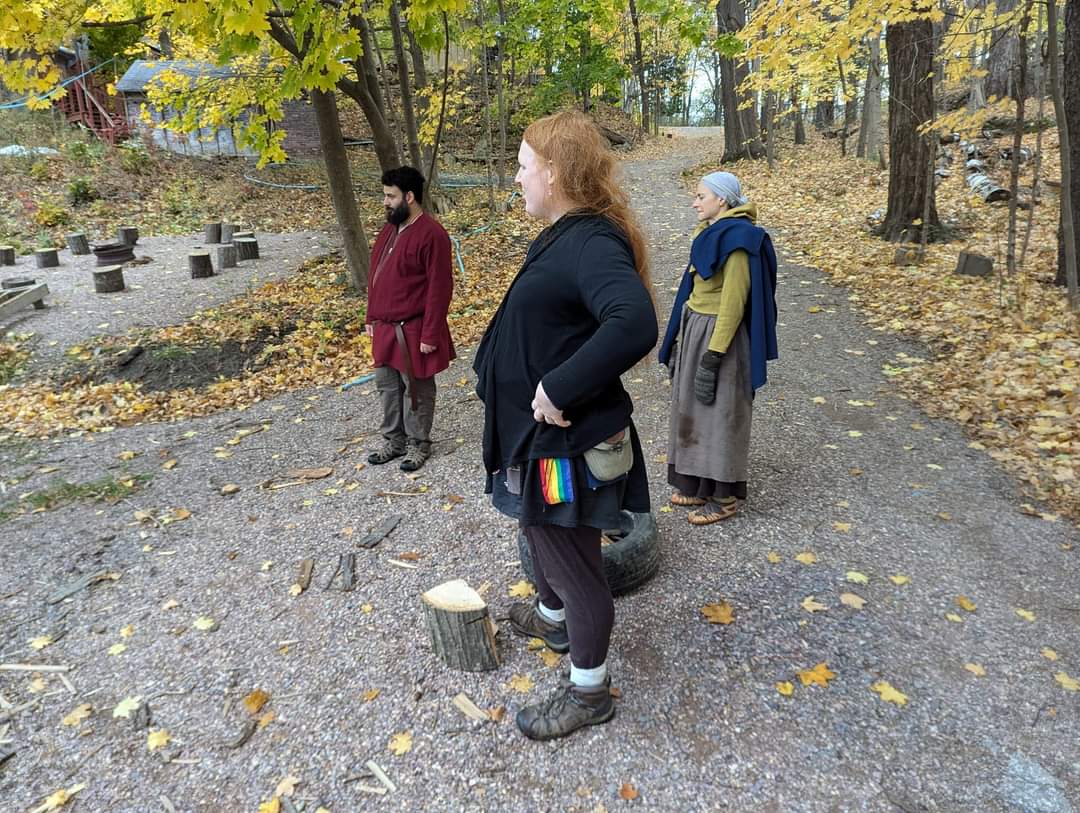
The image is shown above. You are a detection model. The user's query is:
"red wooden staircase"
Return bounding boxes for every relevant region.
[54,63,130,144]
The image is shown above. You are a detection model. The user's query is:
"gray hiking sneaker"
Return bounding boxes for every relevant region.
[399,440,429,472]
[516,678,615,740]
[368,439,405,465]
[508,601,569,653]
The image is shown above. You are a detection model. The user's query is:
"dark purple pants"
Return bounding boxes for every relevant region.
[523,523,614,669]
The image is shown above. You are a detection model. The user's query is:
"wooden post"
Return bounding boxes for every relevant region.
[35,249,59,269]
[117,226,139,246]
[65,233,90,255]
[234,237,259,261]
[0,246,14,265]
[203,222,222,244]
[93,265,125,293]
[220,223,236,243]
[216,244,237,269]
[189,251,214,278]
[421,579,500,672]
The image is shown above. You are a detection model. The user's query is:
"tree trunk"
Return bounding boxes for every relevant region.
[763,91,776,168]
[857,31,882,160]
[348,14,402,171]
[311,89,371,292]
[813,99,835,130]
[389,0,424,173]
[628,0,650,133]
[882,19,941,241]
[1053,0,1079,301]
[791,87,806,144]
[495,0,508,187]
[717,0,764,161]
[712,53,723,125]
[1006,0,1033,276]
[477,0,496,212]
[402,0,434,176]
[837,58,854,156]
[987,0,1020,100]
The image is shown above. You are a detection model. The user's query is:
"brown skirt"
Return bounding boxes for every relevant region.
[666,307,752,499]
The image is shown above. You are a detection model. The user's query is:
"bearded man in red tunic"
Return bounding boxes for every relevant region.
[365,166,455,472]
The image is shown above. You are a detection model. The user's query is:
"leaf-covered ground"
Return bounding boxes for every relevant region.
[699,129,1079,524]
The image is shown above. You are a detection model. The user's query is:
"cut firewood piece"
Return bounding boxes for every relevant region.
[117,225,139,246]
[356,514,402,549]
[421,579,499,672]
[34,248,59,269]
[452,692,491,722]
[966,172,1009,202]
[0,246,14,265]
[286,467,333,480]
[216,244,237,270]
[93,265,125,294]
[66,232,90,255]
[203,222,222,244]
[189,251,214,279]
[234,237,259,261]
[220,223,236,243]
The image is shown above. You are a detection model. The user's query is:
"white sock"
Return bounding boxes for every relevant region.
[570,662,607,687]
[537,601,565,623]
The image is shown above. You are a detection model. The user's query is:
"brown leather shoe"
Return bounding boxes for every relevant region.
[508,600,569,653]
[516,678,615,740]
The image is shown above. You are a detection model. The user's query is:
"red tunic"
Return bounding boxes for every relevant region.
[366,213,456,379]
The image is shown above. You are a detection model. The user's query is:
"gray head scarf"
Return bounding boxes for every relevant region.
[702,171,748,207]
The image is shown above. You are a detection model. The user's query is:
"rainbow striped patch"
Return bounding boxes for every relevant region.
[539,458,575,505]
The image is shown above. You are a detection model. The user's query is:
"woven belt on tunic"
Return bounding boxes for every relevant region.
[373,317,420,410]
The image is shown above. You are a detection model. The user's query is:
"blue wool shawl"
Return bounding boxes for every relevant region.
[658,216,779,391]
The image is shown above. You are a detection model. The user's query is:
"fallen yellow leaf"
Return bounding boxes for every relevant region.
[30,783,85,812]
[162,459,178,470]
[776,681,794,696]
[797,662,836,687]
[1055,672,1079,692]
[766,551,782,563]
[161,598,179,611]
[193,616,217,631]
[119,624,134,638]
[147,728,171,751]
[362,688,380,702]
[508,580,536,599]
[258,800,281,813]
[112,696,142,718]
[801,595,828,613]
[243,689,270,715]
[507,674,535,693]
[871,680,908,706]
[945,613,965,623]
[794,551,817,565]
[29,635,53,650]
[274,775,299,797]
[540,649,562,668]
[964,663,986,676]
[1015,608,1036,621]
[888,574,910,586]
[61,703,92,727]
[107,643,127,656]
[832,521,852,533]
[812,396,826,404]
[840,592,866,610]
[955,595,977,612]
[1041,648,1058,661]
[701,601,735,625]
[388,730,413,755]
[846,571,869,584]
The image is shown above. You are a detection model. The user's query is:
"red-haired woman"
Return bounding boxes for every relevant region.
[473,110,657,740]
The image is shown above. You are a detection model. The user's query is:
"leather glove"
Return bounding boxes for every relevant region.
[694,350,725,405]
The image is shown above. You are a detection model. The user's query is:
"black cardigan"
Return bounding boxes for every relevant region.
[473,212,658,474]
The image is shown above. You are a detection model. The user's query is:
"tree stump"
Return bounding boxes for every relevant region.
[35,248,59,269]
[955,251,993,277]
[203,222,222,244]
[117,226,139,246]
[421,579,499,672]
[0,246,14,266]
[231,230,254,243]
[189,251,214,279]
[216,244,237,270]
[2,277,34,290]
[234,237,259,261]
[93,241,135,267]
[93,265,125,293]
[66,233,90,255]
[220,223,236,244]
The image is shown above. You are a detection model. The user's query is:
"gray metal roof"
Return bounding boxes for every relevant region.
[115,60,235,93]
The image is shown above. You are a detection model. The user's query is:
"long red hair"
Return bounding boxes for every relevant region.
[523,110,651,291]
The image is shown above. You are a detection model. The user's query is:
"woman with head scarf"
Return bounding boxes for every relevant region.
[658,171,779,524]
[473,110,657,740]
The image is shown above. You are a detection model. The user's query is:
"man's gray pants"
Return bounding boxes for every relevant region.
[375,365,436,452]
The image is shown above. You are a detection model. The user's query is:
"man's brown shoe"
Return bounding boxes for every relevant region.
[508,600,569,653]
[516,679,615,740]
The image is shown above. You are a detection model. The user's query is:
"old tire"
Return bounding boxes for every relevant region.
[516,510,660,597]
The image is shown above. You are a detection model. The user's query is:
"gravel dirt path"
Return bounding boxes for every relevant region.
[1,140,1078,812]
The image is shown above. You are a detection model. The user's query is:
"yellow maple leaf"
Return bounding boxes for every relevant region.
[540,649,562,668]
[274,775,299,797]
[258,800,281,813]
[193,616,217,631]
[964,663,986,676]
[945,613,965,623]
[955,595,977,612]
[1055,672,1079,692]
[361,603,373,614]
[508,580,536,598]
[243,689,270,715]
[801,595,828,613]
[162,459,178,470]
[846,571,869,584]
[362,688,380,702]
[1015,608,1036,621]
[28,676,48,693]
[119,624,135,638]
[797,663,836,687]
[776,681,794,696]
[840,592,866,609]
[29,635,53,650]
[766,551,782,563]
[107,643,127,656]
[258,711,276,728]
[388,730,413,755]
[832,521,852,532]
[811,396,826,404]
[31,783,85,812]
[112,696,142,718]
[117,450,138,460]
[701,601,735,625]
[147,728,171,751]
[172,507,192,521]
[525,637,545,651]
[507,674,535,693]
[794,551,817,565]
[61,703,92,727]
[871,680,908,706]
[889,574,910,586]
[1041,648,1058,661]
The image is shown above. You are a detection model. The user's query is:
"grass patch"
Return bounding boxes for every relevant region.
[1,472,150,523]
